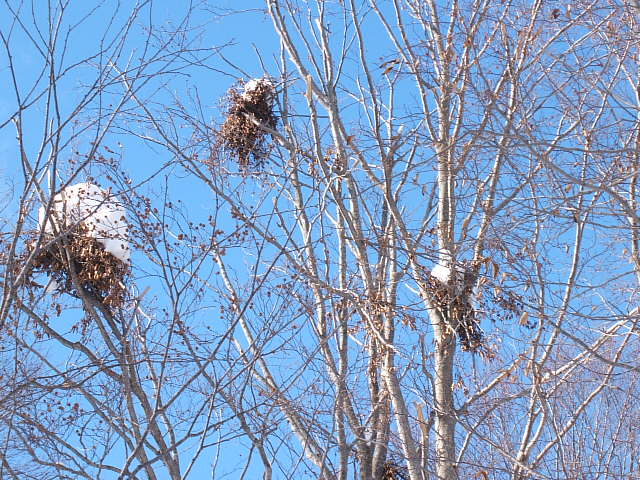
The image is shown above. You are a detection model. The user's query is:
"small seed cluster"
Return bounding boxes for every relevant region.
[219,79,277,169]
[30,224,128,307]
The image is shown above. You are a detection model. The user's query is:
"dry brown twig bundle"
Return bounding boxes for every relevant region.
[428,262,483,352]
[382,461,410,480]
[218,77,277,170]
[29,224,129,307]
[26,183,130,308]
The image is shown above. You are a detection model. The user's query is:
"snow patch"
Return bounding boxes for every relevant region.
[431,255,480,310]
[431,263,452,284]
[431,255,466,284]
[38,182,130,263]
[242,77,273,99]
[243,79,260,94]
[430,257,476,297]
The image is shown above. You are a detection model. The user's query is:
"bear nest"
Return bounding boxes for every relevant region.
[219,78,277,169]
[29,224,128,308]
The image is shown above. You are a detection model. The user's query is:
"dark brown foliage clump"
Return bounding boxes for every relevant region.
[382,461,410,480]
[219,78,277,169]
[428,263,483,352]
[426,260,527,352]
[29,225,128,307]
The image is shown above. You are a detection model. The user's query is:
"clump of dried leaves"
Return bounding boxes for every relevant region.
[382,461,410,480]
[218,78,277,169]
[426,259,526,353]
[29,224,128,307]
[427,264,483,352]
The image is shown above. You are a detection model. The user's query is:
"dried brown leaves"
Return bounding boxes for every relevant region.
[382,461,410,480]
[219,78,277,170]
[428,266,483,352]
[29,224,129,308]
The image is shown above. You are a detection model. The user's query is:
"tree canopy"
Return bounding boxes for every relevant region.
[2,1,640,479]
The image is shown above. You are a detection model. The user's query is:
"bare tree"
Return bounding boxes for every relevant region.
[3,1,640,479]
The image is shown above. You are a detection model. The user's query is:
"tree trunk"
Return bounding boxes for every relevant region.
[433,315,457,480]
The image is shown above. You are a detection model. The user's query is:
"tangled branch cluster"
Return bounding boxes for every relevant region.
[428,266,483,352]
[219,78,277,169]
[29,225,129,307]
[382,461,410,480]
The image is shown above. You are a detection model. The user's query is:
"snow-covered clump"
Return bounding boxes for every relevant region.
[430,256,480,303]
[242,77,273,100]
[243,79,260,96]
[431,262,452,284]
[431,256,467,286]
[221,76,277,169]
[38,182,130,263]
[429,255,483,352]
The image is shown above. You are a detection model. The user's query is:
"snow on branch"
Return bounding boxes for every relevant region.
[30,182,130,307]
[38,182,130,263]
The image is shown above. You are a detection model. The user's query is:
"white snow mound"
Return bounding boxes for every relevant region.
[431,257,469,291]
[242,77,273,99]
[38,182,130,263]
[431,263,452,284]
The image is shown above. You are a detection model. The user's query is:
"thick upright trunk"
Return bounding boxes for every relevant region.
[433,105,458,480]
[432,129,458,479]
[433,316,457,480]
